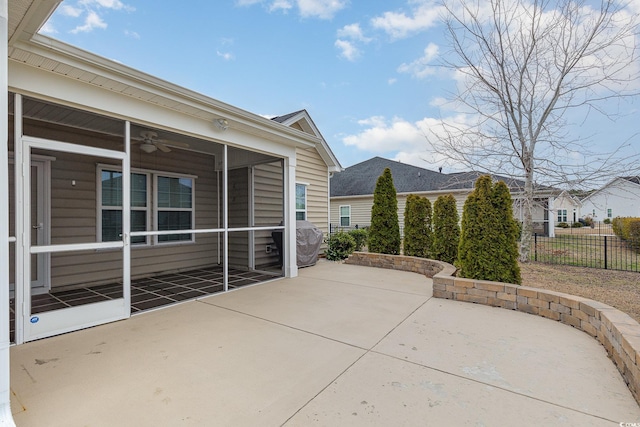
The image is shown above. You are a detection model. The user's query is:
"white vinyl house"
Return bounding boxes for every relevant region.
[1,1,341,424]
[580,177,640,222]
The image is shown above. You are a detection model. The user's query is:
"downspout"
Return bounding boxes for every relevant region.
[0,0,17,424]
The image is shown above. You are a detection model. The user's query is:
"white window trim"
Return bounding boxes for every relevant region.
[339,205,351,227]
[97,164,197,247]
[153,174,196,245]
[295,182,308,221]
[557,209,567,223]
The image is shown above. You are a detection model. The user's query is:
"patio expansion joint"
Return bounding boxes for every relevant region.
[279,295,436,426]
[308,276,432,298]
[367,348,621,425]
[195,299,371,351]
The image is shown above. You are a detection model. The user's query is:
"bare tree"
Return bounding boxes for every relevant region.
[433,0,639,261]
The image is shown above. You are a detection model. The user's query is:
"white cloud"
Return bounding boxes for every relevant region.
[269,0,293,13]
[388,78,397,85]
[79,0,135,12]
[71,10,108,33]
[335,39,360,61]
[337,23,371,42]
[335,23,371,61]
[397,42,439,79]
[371,1,443,40]
[217,50,236,61]
[60,5,83,17]
[298,0,347,19]
[342,114,472,170]
[124,29,140,39]
[238,0,346,19]
[39,21,58,35]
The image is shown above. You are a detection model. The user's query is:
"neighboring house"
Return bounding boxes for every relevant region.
[581,177,640,222]
[553,190,582,224]
[330,157,559,236]
[1,2,342,421]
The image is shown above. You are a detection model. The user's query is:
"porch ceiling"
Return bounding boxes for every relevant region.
[10,95,280,167]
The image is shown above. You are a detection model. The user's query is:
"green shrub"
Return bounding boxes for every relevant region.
[583,216,594,227]
[348,228,368,252]
[325,232,356,261]
[571,222,583,228]
[432,194,459,264]
[557,222,569,228]
[603,218,611,224]
[612,217,640,250]
[368,167,401,255]
[403,194,432,258]
[457,176,521,284]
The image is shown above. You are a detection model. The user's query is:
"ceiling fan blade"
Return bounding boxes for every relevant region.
[158,139,190,149]
[156,143,172,153]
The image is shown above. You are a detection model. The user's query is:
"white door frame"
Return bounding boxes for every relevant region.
[13,94,132,343]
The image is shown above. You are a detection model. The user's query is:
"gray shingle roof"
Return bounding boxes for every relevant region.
[330,157,548,197]
[270,110,306,123]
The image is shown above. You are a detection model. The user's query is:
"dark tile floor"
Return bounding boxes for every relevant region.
[9,266,280,343]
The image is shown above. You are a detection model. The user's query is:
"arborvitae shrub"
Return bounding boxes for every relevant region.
[325,232,356,261]
[432,194,460,264]
[368,167,401,255]
[457,176,521,284]
[403,194,432,257]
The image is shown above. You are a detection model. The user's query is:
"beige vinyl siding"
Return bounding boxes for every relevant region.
[253,161,283,268]
[18,121,221,289]
[228,167,250,269]
[330,192,469,233]
[295,147,329,237]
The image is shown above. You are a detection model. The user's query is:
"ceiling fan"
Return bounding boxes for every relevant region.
[132,131,189,153]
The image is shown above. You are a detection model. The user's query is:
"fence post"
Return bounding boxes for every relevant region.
[534,233,537,262]
[604,235,608,270]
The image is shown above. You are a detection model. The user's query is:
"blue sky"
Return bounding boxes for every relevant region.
[40,0,639,176]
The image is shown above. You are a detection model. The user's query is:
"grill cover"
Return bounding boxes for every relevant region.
[296,220,323,267]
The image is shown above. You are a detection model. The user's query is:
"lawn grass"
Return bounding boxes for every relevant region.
[529,234,640,272]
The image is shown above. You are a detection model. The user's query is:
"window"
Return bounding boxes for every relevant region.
[98,166,194,245]
[607,208,612,218]
[339,205,351,227]
[99,169,149,245]
[557,209,567,223]
[156,175,194,243]
[296,183,307,221]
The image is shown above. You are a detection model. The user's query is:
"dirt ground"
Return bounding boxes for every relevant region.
[519,262,640,323]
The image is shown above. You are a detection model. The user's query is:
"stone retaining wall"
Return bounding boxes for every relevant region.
[345,252,640,405]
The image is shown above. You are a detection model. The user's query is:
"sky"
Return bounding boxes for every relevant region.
[40,0,640,180]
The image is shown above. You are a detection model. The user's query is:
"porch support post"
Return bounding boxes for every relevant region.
[0,0,17,424]
[548,196,556,238]
[284,157,298,278]
[222,145,228,291]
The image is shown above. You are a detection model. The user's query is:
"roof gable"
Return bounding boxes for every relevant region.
[271,110,342,172]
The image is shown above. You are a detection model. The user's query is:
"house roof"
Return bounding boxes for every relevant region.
[330,157,450,197]
[330,157,557,197]
[580,176,640,203]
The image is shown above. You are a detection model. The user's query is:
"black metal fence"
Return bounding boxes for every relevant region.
[530,233,640,272]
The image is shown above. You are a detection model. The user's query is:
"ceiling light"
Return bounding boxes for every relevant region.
[215,118,229,131]
[140,143,157,153]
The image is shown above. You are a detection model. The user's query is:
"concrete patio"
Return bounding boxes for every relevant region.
[9,261,640,426]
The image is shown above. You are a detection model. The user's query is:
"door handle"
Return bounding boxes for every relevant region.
[32,223,43,230]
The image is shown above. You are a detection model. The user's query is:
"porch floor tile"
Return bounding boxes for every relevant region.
[9,266,280,342]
